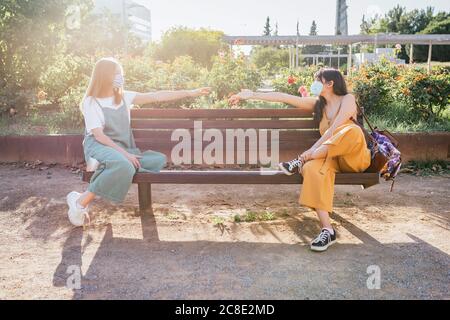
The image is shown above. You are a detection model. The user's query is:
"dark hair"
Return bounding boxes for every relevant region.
[313,68,348,122]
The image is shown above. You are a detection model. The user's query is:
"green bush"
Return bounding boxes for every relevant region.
[123,55,206,91]
[207,53,262,99]
[123,55,207,108]
[394,66,450,121]
[121,56,156,93]
[59,84,86,127]
[348,58,400,115]
[39,54,91,104]
[348,60,449,130]
[0,87,35,115]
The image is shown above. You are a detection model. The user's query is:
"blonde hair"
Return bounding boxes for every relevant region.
[80,57,123,111]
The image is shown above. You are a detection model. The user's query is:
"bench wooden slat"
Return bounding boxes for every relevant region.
[82,170,380,188]
[131,119,318,130]
[132,129,321,139]
[133,130,318,163]
[131,108,313,119]
[134,140,316,151]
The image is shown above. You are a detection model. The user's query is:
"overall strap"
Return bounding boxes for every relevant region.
[93,97,103,108]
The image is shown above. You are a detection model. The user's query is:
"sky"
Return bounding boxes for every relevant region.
[133,0,450,41]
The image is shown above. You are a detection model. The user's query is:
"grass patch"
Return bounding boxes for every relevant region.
[367,102,450,133]
[401,160,450,176]
[167,213,181,221]
[234,209,277,223]
[212,216,225,226]
[260,211,275,221]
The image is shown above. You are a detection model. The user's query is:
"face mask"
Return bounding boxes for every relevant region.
[310,80,324,96]
[113,73,124,89]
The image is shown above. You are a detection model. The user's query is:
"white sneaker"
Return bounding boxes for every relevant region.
[66,191,89,227]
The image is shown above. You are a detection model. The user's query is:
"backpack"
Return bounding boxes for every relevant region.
[353,102,402,192]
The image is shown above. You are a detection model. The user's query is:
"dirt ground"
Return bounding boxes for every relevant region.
[0,163,449,300]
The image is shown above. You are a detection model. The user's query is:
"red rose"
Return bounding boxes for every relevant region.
[288,76,296,84]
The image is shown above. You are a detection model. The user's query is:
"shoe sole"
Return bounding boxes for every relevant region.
[310,240,336,252]
[278,163,294,176]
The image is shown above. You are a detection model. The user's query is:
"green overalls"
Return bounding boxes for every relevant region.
[83,98,167,203]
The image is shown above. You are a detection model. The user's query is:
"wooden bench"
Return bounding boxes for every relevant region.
[82,108,380,212]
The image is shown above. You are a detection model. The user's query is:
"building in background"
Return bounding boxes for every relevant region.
[335,0,348,36]
[93,0,152,43]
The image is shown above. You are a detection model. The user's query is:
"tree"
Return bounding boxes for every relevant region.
[274,22,279,36]
[303,20,324,54]
[359,5,450,62]
[250,47,289,75]
[65,7,145,57]
[0,0,93,113]
[151,27,225,67]
[360,5,437,35]
[263,17,272,36]
[414,16,450,62]
[310,20,318,35]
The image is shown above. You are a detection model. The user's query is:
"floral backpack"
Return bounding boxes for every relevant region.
[353,103,402,192]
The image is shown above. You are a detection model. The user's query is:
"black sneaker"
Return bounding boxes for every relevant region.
[310,229,337,252]
[279,157,302,176]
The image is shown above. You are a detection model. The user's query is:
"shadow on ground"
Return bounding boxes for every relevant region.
[53,210,450,300]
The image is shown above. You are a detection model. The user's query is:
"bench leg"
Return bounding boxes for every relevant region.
[138,183,152,214]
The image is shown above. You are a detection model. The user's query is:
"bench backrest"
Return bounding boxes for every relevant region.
[130,109,362,165]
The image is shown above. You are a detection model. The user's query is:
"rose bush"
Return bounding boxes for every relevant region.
[271,66,320,97]
[207,53,262,99]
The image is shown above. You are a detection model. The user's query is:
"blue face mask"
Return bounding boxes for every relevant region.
[113,73,124,89]
[310,80,324,96]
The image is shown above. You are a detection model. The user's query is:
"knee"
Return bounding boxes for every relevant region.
[116,160,136,177]
[152,152,167,169]
[347,125,363,139]
[158,153,168,167]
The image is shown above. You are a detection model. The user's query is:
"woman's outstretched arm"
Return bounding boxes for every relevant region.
[230,89,317,111]
[133,87,211,105]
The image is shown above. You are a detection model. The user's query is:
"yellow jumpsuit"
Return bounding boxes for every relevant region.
[299,115,371,213]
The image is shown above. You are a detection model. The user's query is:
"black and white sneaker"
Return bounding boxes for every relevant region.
[279,157,302,176]
[310,229,337,252]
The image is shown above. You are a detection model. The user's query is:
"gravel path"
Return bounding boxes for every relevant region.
[0,164,449,299]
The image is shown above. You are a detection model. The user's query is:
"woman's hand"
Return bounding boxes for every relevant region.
[229,89,254,105]
[189,87,211,98]
[124,152,143,169]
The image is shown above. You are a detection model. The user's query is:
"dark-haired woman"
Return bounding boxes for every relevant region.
[230,68,371,252]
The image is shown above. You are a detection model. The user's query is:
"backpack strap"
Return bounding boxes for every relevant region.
[355,101,376,133]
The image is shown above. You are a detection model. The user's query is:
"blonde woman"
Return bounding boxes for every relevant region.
[231,68,371,252]
[67,57,210,227]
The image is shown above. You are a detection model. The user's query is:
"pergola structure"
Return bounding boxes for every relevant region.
[223,34,450,74]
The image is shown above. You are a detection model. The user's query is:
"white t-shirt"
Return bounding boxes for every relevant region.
[82,91,138,135]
